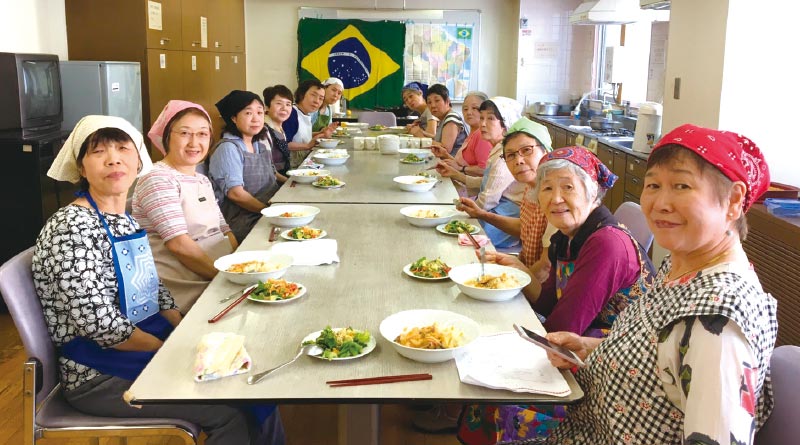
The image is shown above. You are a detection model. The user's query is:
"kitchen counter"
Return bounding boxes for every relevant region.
[529,114,650,161]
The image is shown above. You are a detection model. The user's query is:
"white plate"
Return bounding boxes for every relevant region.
[399,158,427,164]
[245,281,307,304]
[301,328,377,361]
[312,180,346,189]
[402,263,450,281]
[436,222,479,236]
[280,228,327,241]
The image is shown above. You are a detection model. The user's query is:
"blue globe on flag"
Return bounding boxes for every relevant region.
[329,38,371,89]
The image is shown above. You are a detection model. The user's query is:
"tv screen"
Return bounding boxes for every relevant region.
[22,60,61,121]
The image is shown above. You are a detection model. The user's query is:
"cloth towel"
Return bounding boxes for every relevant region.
[455,332,571,396]
[458,234,490,247]
[270,239,340,266]
[193,332,252,382]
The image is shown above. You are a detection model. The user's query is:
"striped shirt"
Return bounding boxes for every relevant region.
[132,162,230,242]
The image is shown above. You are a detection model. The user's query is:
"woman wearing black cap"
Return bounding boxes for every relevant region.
[208,90,279,242]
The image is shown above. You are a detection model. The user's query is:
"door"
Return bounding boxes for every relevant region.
[145,49,184,158]
[182,0,210,52]
[145,0,183,50]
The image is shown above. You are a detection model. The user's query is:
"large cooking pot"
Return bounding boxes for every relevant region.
[532,102,559,116]
[589,116,623,131]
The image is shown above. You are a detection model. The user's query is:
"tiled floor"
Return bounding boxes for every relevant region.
[0,314,459,445]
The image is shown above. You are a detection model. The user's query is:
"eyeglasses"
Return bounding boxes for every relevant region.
[502,145,540,162]
[171,130,211,140]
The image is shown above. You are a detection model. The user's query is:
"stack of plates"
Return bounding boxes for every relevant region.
[377,134,400,155]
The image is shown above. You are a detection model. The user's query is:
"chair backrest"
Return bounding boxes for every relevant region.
[357,111,397,127]
[0,247,58,402]
[755,345,800,445]
[613,201,654,251]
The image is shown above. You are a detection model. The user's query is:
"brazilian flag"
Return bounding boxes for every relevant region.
[298,18,405,109]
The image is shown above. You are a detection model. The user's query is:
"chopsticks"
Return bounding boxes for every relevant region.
[326,373,432,387]
[208,286,255,323]
[268,226,280,242]
[464,230,482,249]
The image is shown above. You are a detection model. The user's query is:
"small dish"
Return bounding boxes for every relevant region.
[280,228,327,241]
[312,180,345,189]
[245,281,307,304]
[402,263,449,281]
[436,222,479,236]
[301,329,377,361]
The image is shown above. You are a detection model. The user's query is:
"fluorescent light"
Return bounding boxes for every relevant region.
[336,9,444,21]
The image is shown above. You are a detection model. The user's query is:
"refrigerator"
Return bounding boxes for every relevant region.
[59,61,143,133]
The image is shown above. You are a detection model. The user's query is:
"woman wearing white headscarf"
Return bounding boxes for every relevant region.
[436,97,526,248]
[312,77,344,132]
[31,116,282,444]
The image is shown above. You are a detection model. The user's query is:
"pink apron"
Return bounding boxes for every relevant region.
[149,176,232,313]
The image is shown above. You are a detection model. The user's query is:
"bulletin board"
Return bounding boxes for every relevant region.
[299,8,480,101]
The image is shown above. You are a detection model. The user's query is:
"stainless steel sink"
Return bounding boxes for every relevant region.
[603,138,634,149]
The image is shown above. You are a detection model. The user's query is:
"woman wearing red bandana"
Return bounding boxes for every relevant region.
[543,124,777,445]
[459,146,656,444]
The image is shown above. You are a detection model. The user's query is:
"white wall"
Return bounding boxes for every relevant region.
[0,0,68,58]
[662,0,800,186]
[719,0,800,187]
[244,0,519,98]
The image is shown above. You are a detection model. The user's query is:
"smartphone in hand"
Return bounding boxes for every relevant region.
[513,324,586,368]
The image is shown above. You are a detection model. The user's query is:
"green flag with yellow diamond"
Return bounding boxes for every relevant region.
[298,18,405,109]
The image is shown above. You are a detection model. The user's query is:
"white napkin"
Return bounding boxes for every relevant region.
[454,332,571,396]
[270,239,339,266]
[193,332,252,382]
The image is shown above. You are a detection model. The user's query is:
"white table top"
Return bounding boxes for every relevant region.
[271,151,458,205]
[129,204,582,404]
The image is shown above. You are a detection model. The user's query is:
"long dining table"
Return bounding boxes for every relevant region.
[129,142,583,445]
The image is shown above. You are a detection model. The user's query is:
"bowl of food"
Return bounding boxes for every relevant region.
[286,169,330,184]
[399,205,456,227]
[317,138,339,149]
[313,152,350,166]
[261,205,320,227]
[393,175,437,192]
[447,263,532,302]
[379,309,480,363]
[214,250,293,285]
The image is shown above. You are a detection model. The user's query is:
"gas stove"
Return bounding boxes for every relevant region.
[589,128,634,138]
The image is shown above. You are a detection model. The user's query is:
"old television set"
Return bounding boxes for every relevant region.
[0,52,63,138]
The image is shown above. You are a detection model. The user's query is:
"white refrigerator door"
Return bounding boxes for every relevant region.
[101,62,143,133]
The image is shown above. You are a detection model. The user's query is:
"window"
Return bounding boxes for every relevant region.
[598,20,667,105]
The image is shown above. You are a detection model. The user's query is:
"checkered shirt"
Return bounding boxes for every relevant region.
[549,257,778,444]
[519,188,548,267]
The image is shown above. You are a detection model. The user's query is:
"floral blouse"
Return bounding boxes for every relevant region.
[32,205,176,391]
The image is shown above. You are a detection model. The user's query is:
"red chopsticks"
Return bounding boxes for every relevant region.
[208,287,255,323]
[464,230,482,249]
[326,373,432,387]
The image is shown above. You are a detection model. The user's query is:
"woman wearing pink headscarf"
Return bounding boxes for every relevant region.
[132,100,237,313]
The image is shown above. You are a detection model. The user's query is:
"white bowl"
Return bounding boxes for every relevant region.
[393,175,437,192]
[346,122,370,129]
[214,251,293,285]
[313,153,350,166]
[317,138,339,148]
[285,169,330,184]
[379,309,480,363]
[447,263,532,302]
[261,205,320,227]
[398,148,432,157]
[400,205,456,227]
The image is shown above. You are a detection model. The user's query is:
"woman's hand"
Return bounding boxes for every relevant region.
[430,142,454,161]
[435,160,459,178]
[408,126,425,138]
[483,251,528,273]
[455,197,484,219]
[545,332,599,369]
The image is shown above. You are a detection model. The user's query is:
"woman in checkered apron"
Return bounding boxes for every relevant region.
[543,124,777,445]
[458,146,656,444]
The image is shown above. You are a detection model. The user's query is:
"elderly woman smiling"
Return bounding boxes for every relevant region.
[132,101,237,313]
[545,125,777,445]
[431,91,493,176]
[32,116,282,444]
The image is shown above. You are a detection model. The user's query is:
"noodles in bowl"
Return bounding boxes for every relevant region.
[448,263,531,302]
[380,309,480,363]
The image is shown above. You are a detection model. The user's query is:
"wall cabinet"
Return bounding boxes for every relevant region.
[65,0,246,158]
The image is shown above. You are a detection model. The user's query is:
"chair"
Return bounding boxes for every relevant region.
[613,201,654,252]
[0,247,199,445]
[357,111,397,127]
[755,345,800,445]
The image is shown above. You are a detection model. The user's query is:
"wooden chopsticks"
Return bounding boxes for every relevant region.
[464,230,482,249]
[208,286,255,323]
[326,373,432,387]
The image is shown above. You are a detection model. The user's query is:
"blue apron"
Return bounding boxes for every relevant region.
[478,161,521,248]
[60,191,174,381]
